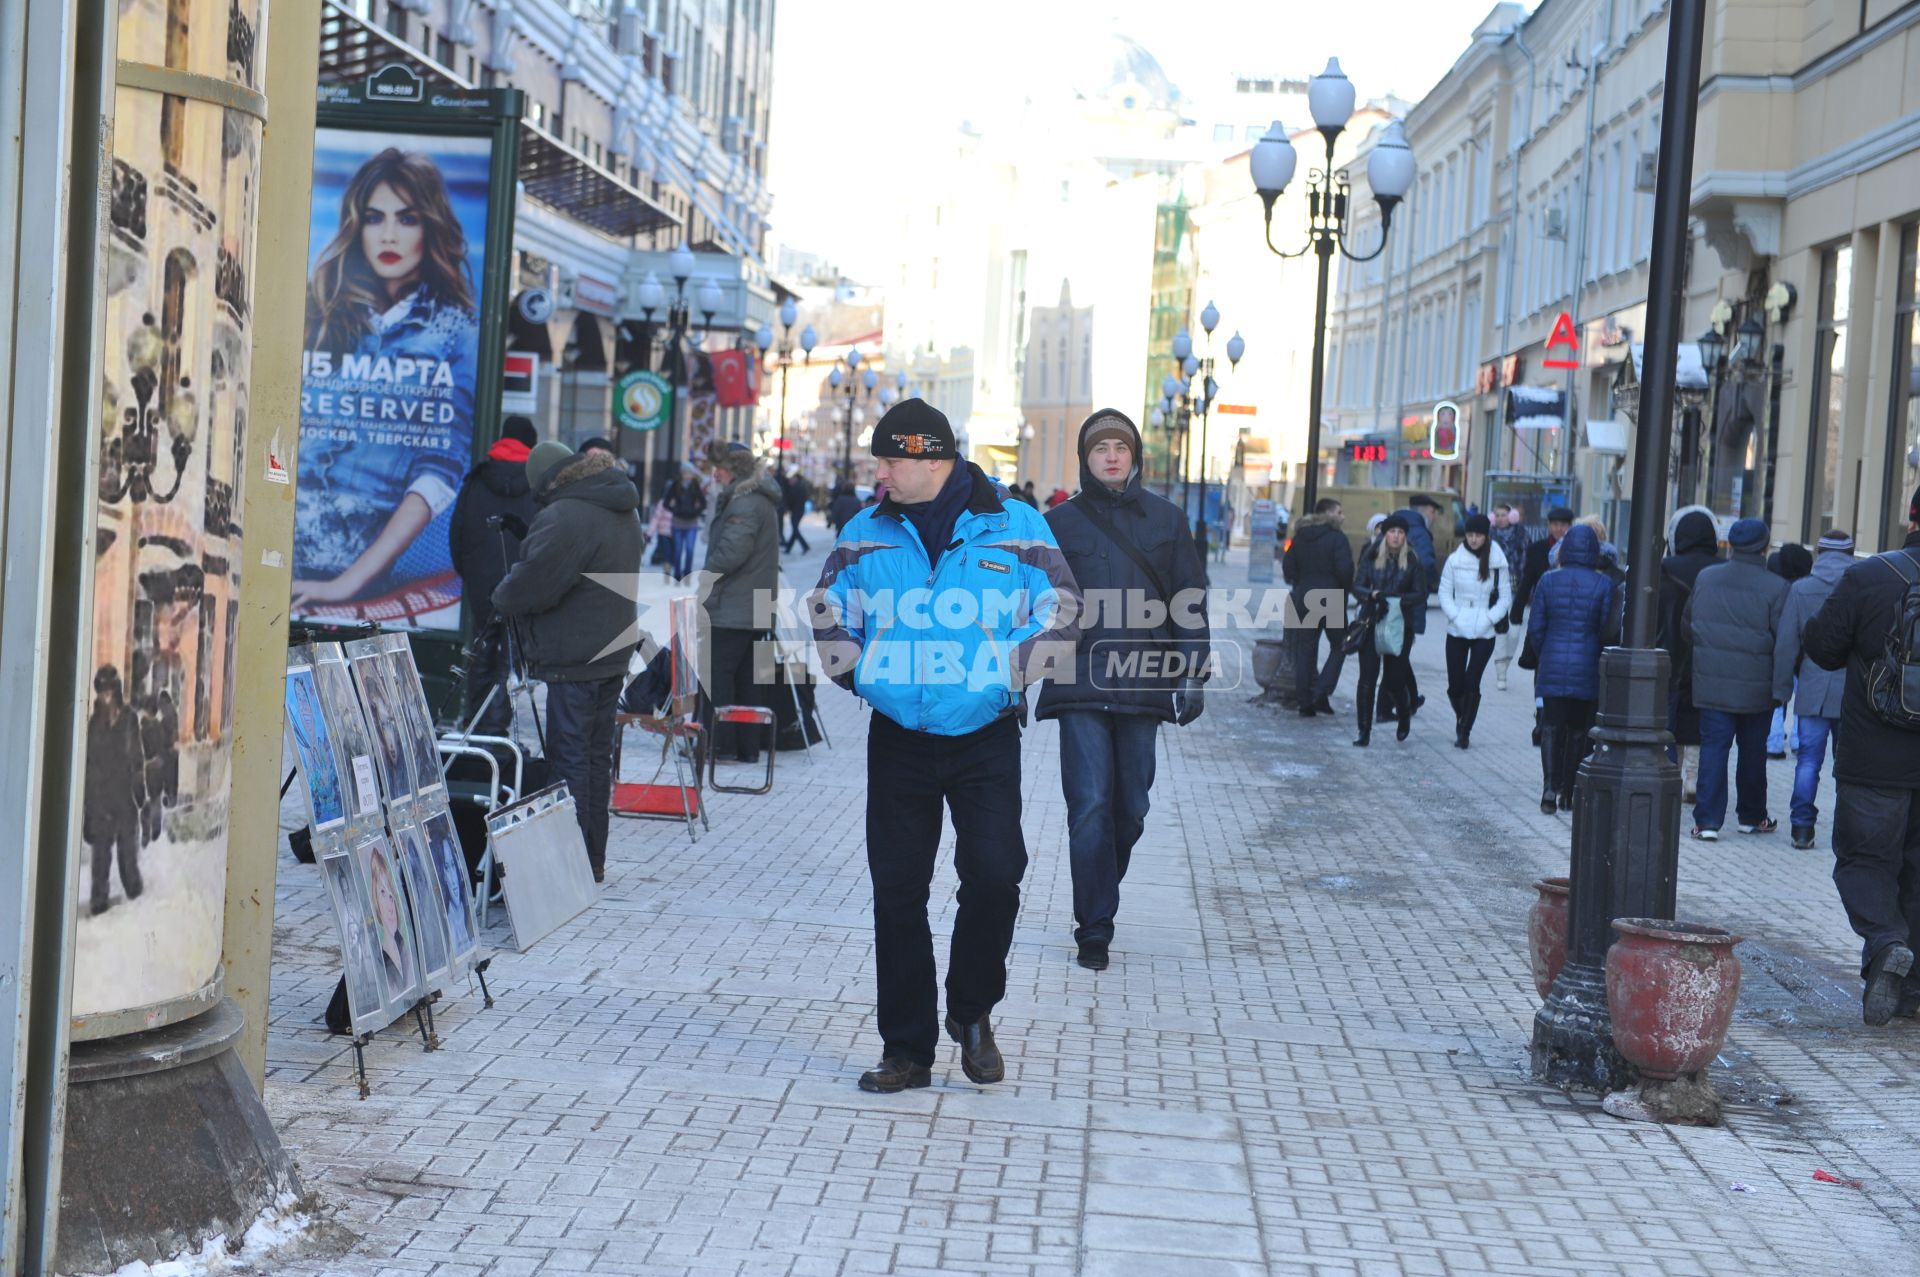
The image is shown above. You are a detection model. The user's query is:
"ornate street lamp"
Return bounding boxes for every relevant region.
[102,312,197,505]
[1251,59,1415,508]
[760,298,813,461]
[1166,304,1246,527]
[832,352,878,483]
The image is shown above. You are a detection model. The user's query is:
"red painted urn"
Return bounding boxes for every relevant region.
[1527,878,1571,999]
[1605,919,1743,1080]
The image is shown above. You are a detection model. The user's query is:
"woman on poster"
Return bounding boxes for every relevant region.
[295,147,480,614]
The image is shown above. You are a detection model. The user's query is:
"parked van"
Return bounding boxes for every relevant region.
[1283,486,1467,585]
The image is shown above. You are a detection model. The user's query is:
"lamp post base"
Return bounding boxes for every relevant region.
[57,997,302,1274]
[1529,647,1682,1093]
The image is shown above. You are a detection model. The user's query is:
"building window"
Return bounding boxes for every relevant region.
[1886,223,1920,549]
[1213,123,1233,142]
[1807,242,1853,539]
[384,3,407,41]
[435,33,454,66]
[1245,124,1264,142]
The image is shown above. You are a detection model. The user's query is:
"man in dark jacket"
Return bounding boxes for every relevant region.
[1684,517,1788,840]
[1515,506,1575,623]
[1774,530,1854,848]
[493,441,645,882]
[449,415,542,734]
[702,441,784,762]
[1283,498,1353,716]
[1658,509,1722,800]
[780,468,812,554]
[827,484,862,534]
[1804,490,1920,1023]
[1040,410,1208,970]
[1379,494,1440,720]
[85,665,145,915]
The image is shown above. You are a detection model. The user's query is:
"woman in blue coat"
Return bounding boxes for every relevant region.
[1526,524,1623,813]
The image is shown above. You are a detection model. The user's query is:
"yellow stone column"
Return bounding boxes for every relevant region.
[221,0,320,1094]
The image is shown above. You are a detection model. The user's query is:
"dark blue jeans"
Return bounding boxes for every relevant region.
[866,713,1027,1066]
[1694,707,1771,831]
[671,526,700,579]
[1832,782,1920,978]
[1058,711,1160,945]
[545,675,621,872]
[1791,715,1838,828]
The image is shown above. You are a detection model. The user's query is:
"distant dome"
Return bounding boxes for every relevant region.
[1068,34,1180,113]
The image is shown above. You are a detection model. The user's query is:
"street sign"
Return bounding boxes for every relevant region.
[501,351,538,414]
[1248,498,1278,583]
[1545,312,1581,369]
[615,369,673,432]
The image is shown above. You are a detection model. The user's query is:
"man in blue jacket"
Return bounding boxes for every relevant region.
[1040,410,1209,971]
[810,399,1082,1093]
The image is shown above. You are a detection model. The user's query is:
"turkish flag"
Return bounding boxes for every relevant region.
[710,349,761,407]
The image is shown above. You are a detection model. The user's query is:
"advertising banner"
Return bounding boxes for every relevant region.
[293,127,498,630]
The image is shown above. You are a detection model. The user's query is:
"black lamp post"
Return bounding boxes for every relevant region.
[636,242,723,473]
[1168,308,1248,531]
[1530,0,1707,1098]
[1249,59,1415,511]
[830,350,882,484]
[755,297,815,465]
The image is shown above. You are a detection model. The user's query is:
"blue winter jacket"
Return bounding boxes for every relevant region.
[809,462,1083,736]
[1526,525,1622,701]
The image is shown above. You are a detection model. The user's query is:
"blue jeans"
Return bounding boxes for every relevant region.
[1058,710,1160,945]
[1768,701,1798,754]
[1791,715,1838,829]
[671,526,700,579]
[1694,708,1771,831]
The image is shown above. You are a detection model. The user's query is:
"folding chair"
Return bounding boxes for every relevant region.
[611,597,708,841]
[707,706,776,794]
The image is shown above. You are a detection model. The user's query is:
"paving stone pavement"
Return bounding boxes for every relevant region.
[261,521,1920,1276]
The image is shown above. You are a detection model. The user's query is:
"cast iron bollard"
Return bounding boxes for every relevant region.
[1531,647,1682,1090]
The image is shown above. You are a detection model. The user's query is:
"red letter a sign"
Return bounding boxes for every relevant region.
[1544,312,1580,369]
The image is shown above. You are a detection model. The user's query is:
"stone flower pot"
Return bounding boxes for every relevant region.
[1252,637,1289,693]
[1604,919,1743,1081]
[1527,877,1570,999]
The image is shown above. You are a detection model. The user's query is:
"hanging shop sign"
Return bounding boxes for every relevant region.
[614,369,673,432]
[1430,400,1463,462]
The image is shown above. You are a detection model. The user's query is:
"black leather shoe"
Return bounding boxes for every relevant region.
[1540,790,1557,815]
[1897,989,1920,1020]
[857,1056,932,1092]
[1558,790,1574,812]
[1297,705,1317,717]
[1077,941,1109,971]
[1791,824,1815,850]
[592,864,606,884]
[945,1014,1005,1084]
[1865,943,1915,1026]
[1315,697,1335,715]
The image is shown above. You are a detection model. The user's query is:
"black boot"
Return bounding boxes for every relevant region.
[1456,693,1480,749]
[1539,730,1558,813]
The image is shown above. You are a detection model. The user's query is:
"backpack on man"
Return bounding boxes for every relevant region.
[1867,550,1920,730]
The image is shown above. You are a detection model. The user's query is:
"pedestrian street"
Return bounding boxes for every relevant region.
[257,534,1920,1277]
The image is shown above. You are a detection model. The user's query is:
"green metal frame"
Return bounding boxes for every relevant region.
[307,82,524,711]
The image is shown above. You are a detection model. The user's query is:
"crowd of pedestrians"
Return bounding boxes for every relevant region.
[1281,484,1920,1029]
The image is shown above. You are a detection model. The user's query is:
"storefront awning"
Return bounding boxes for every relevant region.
[316,2,677,239]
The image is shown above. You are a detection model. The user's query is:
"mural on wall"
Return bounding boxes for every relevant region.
[76,0,264,1024]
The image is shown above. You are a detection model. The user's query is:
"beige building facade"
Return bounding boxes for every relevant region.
[1326,0,1920,553]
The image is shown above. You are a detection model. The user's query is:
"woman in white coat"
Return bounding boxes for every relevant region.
[1437,513,1510,749]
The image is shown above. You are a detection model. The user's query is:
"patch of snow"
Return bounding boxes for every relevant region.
[81,1194,314,1277]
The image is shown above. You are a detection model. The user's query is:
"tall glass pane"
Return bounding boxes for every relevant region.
[1889,225,1920,548]
[1808,244,1852,538]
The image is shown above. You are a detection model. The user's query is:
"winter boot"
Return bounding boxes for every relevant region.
[1456,693,1480,749]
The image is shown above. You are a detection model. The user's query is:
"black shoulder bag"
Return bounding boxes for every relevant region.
[1069,494,1173,603]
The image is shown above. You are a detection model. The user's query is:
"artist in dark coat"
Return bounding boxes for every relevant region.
[493,442,645,881]
[449,415,542,733]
